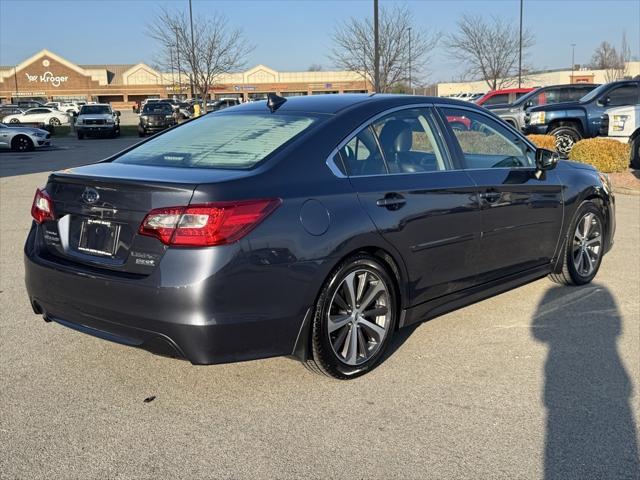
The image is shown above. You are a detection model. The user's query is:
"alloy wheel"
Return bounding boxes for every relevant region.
[50,117,61,126]
[555,133,576,156]
[16,137,30,151]
[327,269,391,366]
[572,212,602,277]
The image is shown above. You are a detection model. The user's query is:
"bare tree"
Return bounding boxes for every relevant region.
[147,8,253,111]
[591,34,631,82]
[329,5,438,93]
[446,15,535,91]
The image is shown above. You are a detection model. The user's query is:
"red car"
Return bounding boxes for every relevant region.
[475,88,535,107]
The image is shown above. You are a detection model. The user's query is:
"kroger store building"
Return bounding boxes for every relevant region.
[0,49,371,108]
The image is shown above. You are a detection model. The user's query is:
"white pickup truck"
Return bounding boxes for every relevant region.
[601,104,640,169]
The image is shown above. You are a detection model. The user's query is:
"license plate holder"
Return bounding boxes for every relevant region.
[77,219,120,257]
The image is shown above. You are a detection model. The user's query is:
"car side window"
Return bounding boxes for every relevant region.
[372,108,448,173]
[339,126,387,176]
[441,107,534,169]
[605,85,639,107]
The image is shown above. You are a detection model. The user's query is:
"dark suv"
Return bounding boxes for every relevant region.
[487,84,599,131]
[138,102,177,137]
[524,80,640,155]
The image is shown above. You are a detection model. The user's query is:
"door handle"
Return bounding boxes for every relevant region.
[376,193,406,210]
[479,191,501,203]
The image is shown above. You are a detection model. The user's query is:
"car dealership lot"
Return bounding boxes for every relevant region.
[1,140,638,479]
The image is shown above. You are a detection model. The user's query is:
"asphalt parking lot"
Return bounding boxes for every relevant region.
[1,138,638,479]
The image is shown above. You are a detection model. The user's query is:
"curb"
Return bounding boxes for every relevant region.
[612,186,640,196]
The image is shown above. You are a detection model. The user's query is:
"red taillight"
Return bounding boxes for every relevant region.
[138,198,281,247]
[31,187,55,224]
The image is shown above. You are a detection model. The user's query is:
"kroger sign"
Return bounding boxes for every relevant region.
[24,71,69,88]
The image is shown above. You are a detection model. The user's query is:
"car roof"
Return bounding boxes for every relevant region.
[81,103,110,107]
[230,93,479,115]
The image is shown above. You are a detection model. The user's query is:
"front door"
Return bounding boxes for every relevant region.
[438,106,564,283]
[335,106,481,306]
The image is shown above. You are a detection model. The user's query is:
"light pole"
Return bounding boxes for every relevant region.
[408,27,412,95]
[175,28,183,96]
[373,0,380,93]
[518,0,523,88]
[571,43,576,83]
[188,0,197,104]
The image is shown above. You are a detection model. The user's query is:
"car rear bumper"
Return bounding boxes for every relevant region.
[24,225,311,365]
[77,126,118,134]
[140,124,173,132]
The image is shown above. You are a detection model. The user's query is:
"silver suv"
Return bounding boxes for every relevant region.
[75,104,120,139]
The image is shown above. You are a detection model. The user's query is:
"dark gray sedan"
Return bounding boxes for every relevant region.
[24,94,615,379]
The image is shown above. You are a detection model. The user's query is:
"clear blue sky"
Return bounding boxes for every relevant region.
[1,0,638,83]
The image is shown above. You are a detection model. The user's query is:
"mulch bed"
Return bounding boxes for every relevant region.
[609,169,640,195]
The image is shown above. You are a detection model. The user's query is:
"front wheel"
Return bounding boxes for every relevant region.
[630,136,639,169]
[306,254,398,379]
[550,201,605,286]
[49,117,61,126]
[9,118,19,124]
[11,135,34,152]
[550,125,582,157]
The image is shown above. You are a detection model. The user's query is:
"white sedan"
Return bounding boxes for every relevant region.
[3,107,70,126]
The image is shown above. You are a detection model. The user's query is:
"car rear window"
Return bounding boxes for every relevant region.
[114,112,319,169]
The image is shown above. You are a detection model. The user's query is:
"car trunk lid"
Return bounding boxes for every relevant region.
[39,162,249,275]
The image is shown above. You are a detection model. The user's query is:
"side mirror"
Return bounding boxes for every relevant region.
[598,96,611,107]
[115,110,121,117]
[535,148,559,173]
[525,100,533,108]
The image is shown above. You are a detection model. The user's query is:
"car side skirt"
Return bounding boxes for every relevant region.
[399,264,553,328]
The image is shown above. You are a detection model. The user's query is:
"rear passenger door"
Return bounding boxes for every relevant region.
[331,106,481,306]
[438,106,564,283]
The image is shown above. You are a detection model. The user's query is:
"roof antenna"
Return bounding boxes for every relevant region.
[267,93,287,113]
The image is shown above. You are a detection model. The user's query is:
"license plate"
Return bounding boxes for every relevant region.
[77,219,120,257]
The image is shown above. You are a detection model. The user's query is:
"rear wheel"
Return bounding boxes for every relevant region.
[9,118,19,124]
[138,127,145,137]
[550,201,605,285]
[306,254,398,379]
[630,136,639,169]
[77,131,84,140]
[550,125,582,157]
[11,135,34,152]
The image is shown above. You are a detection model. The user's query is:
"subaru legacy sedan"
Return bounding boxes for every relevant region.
[24,94,615,379]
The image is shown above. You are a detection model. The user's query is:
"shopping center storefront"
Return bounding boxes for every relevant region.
[0,49,371,108]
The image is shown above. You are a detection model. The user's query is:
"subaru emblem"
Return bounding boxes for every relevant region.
[81,187,100,204]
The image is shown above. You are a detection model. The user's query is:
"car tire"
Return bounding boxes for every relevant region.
[138,128,145,138]
[550,125,582,157]
[49,117,61,126]
[9,118,19,124]
[11,135,34,152]
[306,254,398,379]
[630,136,639,169]
[550,201,605,286]
[77,131,84,140]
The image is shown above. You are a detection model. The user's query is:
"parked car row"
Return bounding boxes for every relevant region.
[522,80,639,156]
[448,80,640,163]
